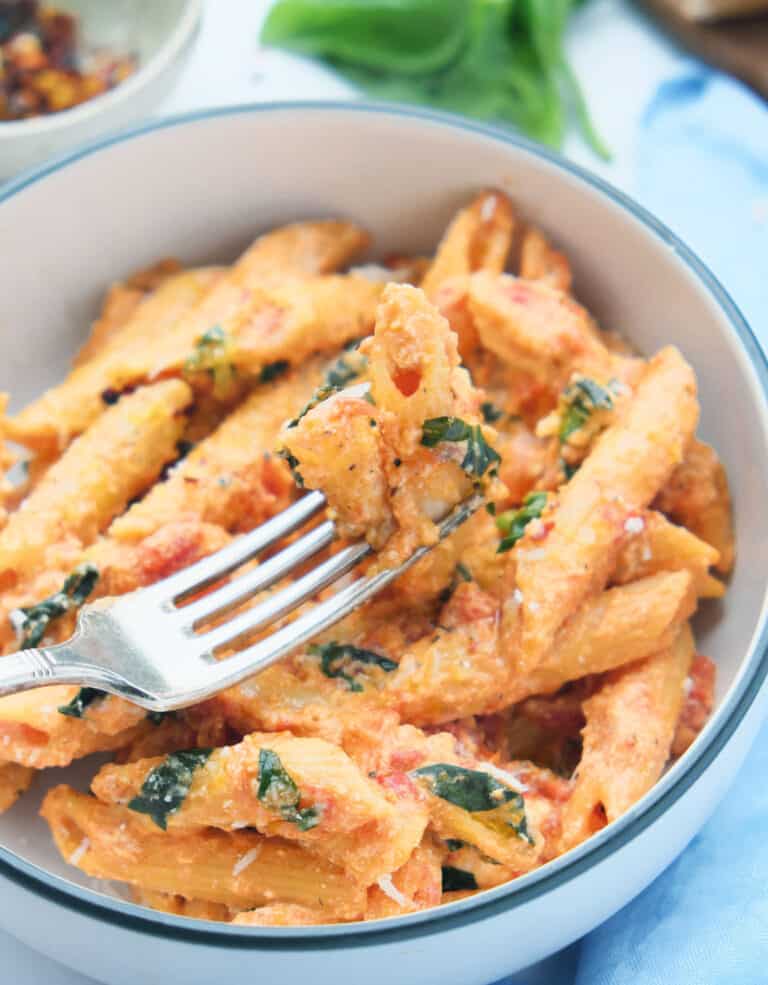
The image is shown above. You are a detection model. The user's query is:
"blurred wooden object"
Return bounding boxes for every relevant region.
[668,0,768,19]
[643,0,768,99]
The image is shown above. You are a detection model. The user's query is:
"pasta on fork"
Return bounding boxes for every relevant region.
[0,193,730,924]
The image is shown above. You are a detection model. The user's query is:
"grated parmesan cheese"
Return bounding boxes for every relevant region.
[513,588,524,605]
[477,760,528,793]
[69,837,90,866]
[232,846,261,877]
[527,599,540,612]
[683,676,693,697]
[335,381,371,402]
[480,194,498,222]
[624,516,645,535]
[376,874,410,908]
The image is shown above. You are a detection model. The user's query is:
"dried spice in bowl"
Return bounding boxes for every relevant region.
[0,0,137,121]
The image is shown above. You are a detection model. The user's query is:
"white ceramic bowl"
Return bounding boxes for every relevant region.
[0,0,202,181]
[0,103,766,985]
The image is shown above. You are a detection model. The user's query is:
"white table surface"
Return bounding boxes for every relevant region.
[0,1,691,981]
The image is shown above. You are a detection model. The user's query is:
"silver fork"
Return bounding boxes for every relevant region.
[0,492,482,711]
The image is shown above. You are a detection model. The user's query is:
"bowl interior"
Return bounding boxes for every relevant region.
[0,104,766,911]
[34,0,189,75]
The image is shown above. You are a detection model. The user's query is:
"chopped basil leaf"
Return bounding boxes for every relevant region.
[100,387,121,406]
[309,641,397,692]
[326,350,363,388]
[147,710,175,725]
[421,417,501,479]
[496,491,548,553]
[288,348,368,427]
[455,562,472,583]
[57,687,105,719]
[559,378,613,443]
[411,763,532,844]
[278,449,304,487]
[184,325,236,395]
[480,401,503,424]
[14,563,99,649]
[438,562,473,605]
[259,360,290,384]
[127,748,212,830]
[159,439,196,483]
[257,748,319,831]
[442,866,478,892]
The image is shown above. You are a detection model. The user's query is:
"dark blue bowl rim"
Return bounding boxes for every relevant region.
[1,100,767,951]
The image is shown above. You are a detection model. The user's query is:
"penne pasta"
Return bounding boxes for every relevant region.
[42,786,367,919]
[0,761,34,813]
[0,380,193,585]
[611,509,723,598]
[281,284,500,562]
[72,258,185,368]
[420,190,517,300]
[518,225,572,293]
[106,361,323,543]
[389,570,696,725]
[365,838,443,919]
[468,272,612,387]
[91,731,429,885]
[655,438,735,574]
[559,624,695,850]
[0,687,149,768]
[502,346,699,674]
[131,888,234,923]
[8,270,219,453]
[232,903,332,926]
[0,199,724,924]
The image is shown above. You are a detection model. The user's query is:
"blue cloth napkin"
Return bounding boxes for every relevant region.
[505,66,768,985]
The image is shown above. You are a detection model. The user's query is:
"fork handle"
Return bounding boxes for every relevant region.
[0,646,83,697]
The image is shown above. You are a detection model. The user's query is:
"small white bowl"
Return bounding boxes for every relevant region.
[0,0,202,181]
[0,103,766,985]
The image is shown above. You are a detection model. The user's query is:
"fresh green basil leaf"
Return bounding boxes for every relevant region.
[411,763,532,843]
[480,401,504,424]
[559,378,613,443]
[412,763,509,812]
[442,865,479,892]
[184,324,236,395]
[257,748,320,831]
[287,348,367,428]
[421,417,501,479]
[262,0,469,76]
[259,360,290,383]
[309,641,397,692]
[278,449,305,487]
[496,491,548,553]
[13,563,99,650]
[438,562,474,605]
[127,748,212,830]
[57,687,105,720]
[260,0,607,155]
